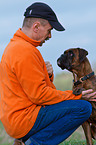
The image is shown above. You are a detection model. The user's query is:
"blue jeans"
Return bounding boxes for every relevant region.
[20,100,92,145]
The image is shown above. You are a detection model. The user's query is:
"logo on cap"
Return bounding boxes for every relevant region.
[29,10,32,15]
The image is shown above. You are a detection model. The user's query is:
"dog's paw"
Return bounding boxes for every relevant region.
[73,88,82,95]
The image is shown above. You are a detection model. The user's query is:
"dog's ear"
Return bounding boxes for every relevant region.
[78,48,88,62]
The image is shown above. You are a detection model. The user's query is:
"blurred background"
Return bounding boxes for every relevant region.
[0,0,96,144]
[0,0,96,75]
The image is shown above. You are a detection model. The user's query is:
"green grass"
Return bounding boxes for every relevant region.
[54,72,73,91]
[60,127,96,145]
[1,120,96,145]
[0,121,13,145]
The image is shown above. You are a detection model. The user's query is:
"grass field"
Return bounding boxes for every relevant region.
[0,121,87,145]
[0,121,13,145]
[1,120,96,145]
[0,72,96,145]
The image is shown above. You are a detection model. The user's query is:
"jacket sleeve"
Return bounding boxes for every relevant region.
[14,51,82,106]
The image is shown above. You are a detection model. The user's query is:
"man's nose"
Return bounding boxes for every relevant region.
[48,32,52,38]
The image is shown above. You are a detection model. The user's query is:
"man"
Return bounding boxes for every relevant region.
[0,2,96,145]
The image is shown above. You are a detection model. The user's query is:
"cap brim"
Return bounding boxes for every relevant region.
[49,20,65,31]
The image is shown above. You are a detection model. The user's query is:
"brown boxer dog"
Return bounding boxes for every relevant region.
[57,48,96,145]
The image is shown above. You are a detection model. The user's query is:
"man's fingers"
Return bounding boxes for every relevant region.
[82,89,93,95]
[45,61,50,65]
[82,91,96,101]
[45,61,53,76]
[89,92,96,98]
[89,98,96,101]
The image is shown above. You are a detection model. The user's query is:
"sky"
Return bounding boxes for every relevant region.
[0,0,96,75]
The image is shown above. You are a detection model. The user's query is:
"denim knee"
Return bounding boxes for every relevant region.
[80,100,92,120]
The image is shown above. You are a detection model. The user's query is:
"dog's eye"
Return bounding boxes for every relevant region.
[70,53,73,56]
[68,51,74,57]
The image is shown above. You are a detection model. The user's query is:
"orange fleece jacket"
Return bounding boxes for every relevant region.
[0,28,81,138]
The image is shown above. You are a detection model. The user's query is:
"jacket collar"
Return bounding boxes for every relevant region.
[13,28,41,47]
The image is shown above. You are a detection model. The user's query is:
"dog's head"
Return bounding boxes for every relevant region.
[57,48,88,71]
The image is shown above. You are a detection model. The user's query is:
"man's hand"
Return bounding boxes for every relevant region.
[82,89,96,101]
[45,61,53,77]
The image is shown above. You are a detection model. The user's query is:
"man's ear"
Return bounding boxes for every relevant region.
[33,22,40,33]
[78,48,88,62]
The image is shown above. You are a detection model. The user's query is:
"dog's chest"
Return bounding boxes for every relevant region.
[83,76,96,91]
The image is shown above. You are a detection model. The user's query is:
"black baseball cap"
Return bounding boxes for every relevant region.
[24,2,65,31]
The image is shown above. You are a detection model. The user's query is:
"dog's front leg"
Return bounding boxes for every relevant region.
[82,121,93,145]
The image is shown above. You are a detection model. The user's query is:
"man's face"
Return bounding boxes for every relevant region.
[38,22,53,46]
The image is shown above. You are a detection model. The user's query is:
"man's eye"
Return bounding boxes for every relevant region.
[48,30,51,34]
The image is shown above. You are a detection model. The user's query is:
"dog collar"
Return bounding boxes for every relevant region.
[74,71,95,86]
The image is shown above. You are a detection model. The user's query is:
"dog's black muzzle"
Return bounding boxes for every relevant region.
[57,54,71,70]
[57,52,74,71]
